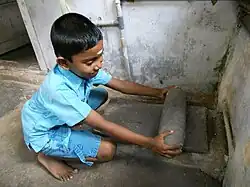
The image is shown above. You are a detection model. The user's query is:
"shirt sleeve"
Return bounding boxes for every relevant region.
[91,69,112,85]
[48,86,92,126]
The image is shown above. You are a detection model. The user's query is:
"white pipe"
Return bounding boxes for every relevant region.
[115,0,133,81]
[95,20,119,27]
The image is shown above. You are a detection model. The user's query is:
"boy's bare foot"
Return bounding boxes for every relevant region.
[37,153,78,181]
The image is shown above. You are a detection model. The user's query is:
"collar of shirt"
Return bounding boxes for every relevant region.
[56,64,84,89]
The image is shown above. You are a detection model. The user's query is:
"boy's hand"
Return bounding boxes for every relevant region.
[157,85,177,100]
[84,109,182,158]
[107,78,178,99]
[151,130,182,158]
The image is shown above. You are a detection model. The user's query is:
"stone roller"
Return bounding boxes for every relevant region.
[158,87,187,148]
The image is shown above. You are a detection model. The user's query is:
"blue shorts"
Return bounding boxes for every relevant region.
[41,87,108,166]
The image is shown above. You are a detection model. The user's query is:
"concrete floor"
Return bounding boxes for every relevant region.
[0,45,223,187]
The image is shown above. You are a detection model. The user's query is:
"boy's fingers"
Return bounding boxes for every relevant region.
[66,174,71,181]
[156,151,171,158]
[158,151,173,158]
[163,149,182,155]
[164,144,181,150]
[167,85,177,89]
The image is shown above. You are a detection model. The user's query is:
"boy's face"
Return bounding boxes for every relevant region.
[57,40,104,79]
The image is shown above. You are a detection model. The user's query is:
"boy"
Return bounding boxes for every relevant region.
[21,13,181,182]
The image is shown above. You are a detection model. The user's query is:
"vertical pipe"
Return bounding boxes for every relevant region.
[115,0,133,81]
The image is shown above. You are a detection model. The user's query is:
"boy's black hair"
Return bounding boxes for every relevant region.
[50,13,103,61]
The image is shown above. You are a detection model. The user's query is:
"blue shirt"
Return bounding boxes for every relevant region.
[21,64,112,153]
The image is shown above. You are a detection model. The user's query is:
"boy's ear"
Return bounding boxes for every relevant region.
[56,57,70,70]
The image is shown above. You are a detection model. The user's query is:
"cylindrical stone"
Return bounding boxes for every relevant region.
[158,88,187,147]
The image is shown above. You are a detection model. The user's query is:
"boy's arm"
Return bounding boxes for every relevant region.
[106,78,176,99]
[84,109,181,157]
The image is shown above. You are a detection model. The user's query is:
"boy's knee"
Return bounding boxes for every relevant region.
[98,141,116,162]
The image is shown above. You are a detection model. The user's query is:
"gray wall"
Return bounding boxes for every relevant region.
[218,27,250,187]
[18,0,237,93]
[0,0,29,55]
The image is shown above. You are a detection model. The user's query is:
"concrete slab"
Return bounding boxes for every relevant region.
[184,106,209,153]
[160,110,227,180]
[101,97,226,179]
[103,97,209,155]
